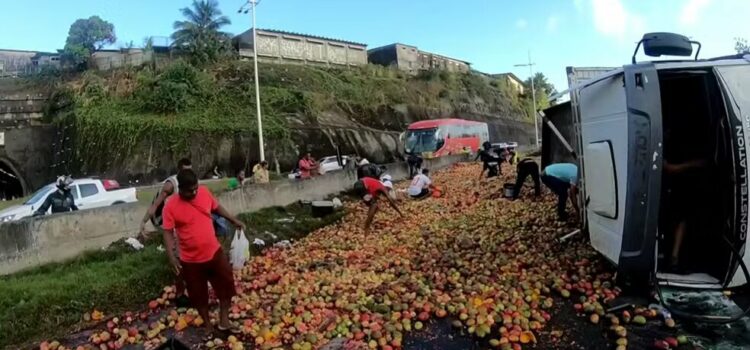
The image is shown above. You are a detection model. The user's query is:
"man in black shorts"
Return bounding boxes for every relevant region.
[512,158,541,199]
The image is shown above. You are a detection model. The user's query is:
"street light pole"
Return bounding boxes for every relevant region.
[514,51,539,146]
[250,0,265,162]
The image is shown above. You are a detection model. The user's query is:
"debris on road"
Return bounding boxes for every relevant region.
[125,237,145,251]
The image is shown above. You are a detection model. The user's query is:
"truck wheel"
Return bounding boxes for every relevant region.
[112,201,125,205]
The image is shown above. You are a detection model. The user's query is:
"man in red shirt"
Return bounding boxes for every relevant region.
[162,169,245,336]
[353,177,403,231]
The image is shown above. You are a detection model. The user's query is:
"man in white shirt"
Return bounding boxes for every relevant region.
[408,169,433,199]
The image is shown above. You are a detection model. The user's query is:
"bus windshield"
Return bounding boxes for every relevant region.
[405,128,441,154]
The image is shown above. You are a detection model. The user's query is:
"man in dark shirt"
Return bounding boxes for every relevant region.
[34,176,78,216]
[475,142,501,179]
[406,153,423,179]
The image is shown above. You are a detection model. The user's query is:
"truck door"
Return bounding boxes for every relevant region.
[715,64,750,287]
[617,64,664,290]
[578,72,628,264]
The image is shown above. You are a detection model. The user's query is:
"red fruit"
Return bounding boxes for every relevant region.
[148,300,159,310]
[39,342,50,350]
[139,312,149,321]
[653,340,669,350]
[107,321,116,330]
[573,304,583,311]
[664,337,678,348]
[418,312,430,321]
[128,327,138,337]
[436,309,448,318]
[266,273,281,284]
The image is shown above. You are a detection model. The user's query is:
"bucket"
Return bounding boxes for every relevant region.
[311,201,334,218]
[503,183,516,198]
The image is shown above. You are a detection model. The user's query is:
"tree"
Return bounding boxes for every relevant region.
[523,72,557,111]
[171,0,232,66]
[62,16,116,68]
[736,37,749,54]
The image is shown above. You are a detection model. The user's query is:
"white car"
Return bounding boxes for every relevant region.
[0,178,138,222]
[318,156,350,175]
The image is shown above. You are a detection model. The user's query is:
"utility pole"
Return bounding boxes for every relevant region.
[514,51,538,146]
[240,0,265,161]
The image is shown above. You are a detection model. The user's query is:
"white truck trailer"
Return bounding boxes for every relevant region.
[545,33,750,297]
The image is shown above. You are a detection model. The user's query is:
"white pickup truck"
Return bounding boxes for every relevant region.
[0,178,138,222]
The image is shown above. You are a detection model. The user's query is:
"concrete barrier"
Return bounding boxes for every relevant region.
[0,155,468,275]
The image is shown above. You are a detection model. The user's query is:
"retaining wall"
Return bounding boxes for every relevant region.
[0,155,467,275]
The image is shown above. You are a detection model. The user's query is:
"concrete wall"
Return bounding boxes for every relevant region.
[237,30,367,67]
[91,50,154,71]
[0,50,35,76]
[368,44,470,74]
[0,154,467,275]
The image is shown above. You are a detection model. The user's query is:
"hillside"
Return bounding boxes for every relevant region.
[45,60,532,181]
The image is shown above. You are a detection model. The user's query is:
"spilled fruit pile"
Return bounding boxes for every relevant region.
[42,163,647,350]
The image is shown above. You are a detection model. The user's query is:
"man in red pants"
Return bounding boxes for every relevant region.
[162,169,245,336]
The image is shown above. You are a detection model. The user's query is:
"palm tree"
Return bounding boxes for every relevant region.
[171,0,232,65]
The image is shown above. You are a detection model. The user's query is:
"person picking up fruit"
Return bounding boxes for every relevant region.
[408,168,436,200]
[541,162,580,221]
[353,177,404,232]
[162,169,246,338]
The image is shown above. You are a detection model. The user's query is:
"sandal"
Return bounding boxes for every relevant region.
[201,333,216,343]
[217,324,242,334]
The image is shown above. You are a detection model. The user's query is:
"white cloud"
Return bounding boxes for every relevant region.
[547,16,560,33]
[680,0,712,26]
[516,18,528,29]
[591,0,645,40]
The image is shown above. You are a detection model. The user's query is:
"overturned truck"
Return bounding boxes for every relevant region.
[543,33,750,297]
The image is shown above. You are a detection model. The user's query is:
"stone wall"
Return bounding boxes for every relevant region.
[0,154,468,275]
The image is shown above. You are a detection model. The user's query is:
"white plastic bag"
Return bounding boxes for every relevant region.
[230,229,250,269]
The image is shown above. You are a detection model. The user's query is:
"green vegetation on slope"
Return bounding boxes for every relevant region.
[0,202,344,349]
[0,237,172,349]
[48,59,528,174]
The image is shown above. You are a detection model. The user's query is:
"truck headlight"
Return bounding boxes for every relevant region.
[0,214,16,222]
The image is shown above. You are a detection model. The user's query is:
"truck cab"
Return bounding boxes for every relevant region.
[560,33,750,291]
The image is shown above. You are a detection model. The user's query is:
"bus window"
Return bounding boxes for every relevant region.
[404,128,440,153]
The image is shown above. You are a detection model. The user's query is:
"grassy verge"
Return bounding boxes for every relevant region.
[0,201,345,349]
[0,235,172,349]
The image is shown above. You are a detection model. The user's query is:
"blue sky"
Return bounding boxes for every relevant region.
[1,0,748,90]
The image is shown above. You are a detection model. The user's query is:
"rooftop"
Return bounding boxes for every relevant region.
[235,28,367,47]
[491,72,525,84]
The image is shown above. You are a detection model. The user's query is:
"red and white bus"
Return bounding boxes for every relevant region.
[404,118,489,157]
